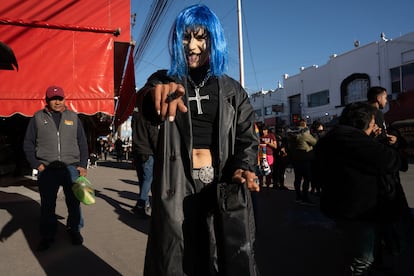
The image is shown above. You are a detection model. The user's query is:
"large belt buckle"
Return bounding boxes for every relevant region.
[197,165,214,184]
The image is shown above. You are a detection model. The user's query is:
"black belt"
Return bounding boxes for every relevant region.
[192,166,215,185]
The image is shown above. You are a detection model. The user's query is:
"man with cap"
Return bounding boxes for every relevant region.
[23,85,89,251]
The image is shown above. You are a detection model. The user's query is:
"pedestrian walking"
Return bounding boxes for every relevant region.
[131,99,159,218]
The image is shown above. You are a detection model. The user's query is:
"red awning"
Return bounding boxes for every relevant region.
[114,45,137,129]
[0,0,130,118]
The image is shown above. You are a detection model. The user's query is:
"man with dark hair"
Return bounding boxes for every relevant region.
[23,85,88,251]
[315,102,404,276]
[366,86,397,145]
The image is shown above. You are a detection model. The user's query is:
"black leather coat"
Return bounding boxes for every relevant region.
[142,71,259,276]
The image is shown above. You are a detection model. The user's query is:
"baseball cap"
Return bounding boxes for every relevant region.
[46,85,65,100]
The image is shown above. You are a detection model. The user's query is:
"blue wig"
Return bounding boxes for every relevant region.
[168,4,228,78]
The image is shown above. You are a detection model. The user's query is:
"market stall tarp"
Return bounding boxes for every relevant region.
[0,0,130,117]
[114,46,136,129]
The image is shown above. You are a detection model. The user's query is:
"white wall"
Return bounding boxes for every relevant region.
[249,31,414,126]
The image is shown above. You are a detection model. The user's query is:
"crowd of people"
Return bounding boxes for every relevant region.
[21,4,413,276]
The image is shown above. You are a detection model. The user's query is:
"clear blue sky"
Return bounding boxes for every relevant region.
[131,0,414,94]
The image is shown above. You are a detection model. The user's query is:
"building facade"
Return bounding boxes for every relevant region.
[249,31,414,160]
[250,31,414,128]
[250,87,289,131]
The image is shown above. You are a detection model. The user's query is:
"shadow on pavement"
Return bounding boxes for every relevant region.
[254,188,343,276]
[95,189,150,235]
[254,188,414,276]
[95,161,133,170]
[119,179,138,186]
[0,191,122,275]
[104,187,138,201]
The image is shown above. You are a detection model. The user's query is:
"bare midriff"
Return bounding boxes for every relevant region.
[192,148,212,169]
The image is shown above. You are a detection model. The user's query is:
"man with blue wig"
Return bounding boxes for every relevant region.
[138,4,260,276]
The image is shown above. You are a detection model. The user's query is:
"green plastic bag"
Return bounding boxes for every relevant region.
[72,176,95,205]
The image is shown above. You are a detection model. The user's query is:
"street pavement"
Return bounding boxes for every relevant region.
[1,160,413,276]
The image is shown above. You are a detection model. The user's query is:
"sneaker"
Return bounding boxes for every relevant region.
[69,231,84,245]
[132,202,151,218]
[300,200,316,206]
[37,237,54,251]
[144,203,152,217]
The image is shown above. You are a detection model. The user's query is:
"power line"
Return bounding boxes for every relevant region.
[133,0,173,66]
[241,9,260,91]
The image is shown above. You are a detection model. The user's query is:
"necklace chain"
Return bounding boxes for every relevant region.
[188,70,211,89]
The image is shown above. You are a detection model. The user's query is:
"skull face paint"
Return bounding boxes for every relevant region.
[183,27,209,69]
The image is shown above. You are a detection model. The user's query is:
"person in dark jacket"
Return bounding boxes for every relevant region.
[114,137,124,162]
[272,132,289,190]
[315,102,402,276]
[367,86,413,273]
[131,93,159,218]
[310,121,325,195]
[137,5,259,276]
[23,86,88,251]
[367,86,397,145]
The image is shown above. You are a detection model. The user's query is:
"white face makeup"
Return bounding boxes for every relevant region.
[183,27,209,69]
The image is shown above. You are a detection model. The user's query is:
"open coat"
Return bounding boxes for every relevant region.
[142,71,259,276]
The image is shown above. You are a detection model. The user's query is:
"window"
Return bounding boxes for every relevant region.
[390,67,401,94]
[265,106,272,115]
[345,79,369,104]
[402,62,414,92]
[307,90,329,107]
[390,62,414,94]
[255,109,262,117]
[340,73,370,106]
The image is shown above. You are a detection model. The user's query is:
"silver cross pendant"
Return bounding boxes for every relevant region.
[188,87,209,115]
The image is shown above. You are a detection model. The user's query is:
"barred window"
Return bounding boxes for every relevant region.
[307,90,329,107]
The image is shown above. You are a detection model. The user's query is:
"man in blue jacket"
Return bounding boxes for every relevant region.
[23,86,88,251]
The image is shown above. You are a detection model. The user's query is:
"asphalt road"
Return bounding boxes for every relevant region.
[1,160,413,276]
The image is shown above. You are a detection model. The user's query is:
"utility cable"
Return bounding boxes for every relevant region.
[242,9,260,91]
[133,0,173,66]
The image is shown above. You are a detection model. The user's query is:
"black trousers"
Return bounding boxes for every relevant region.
[38,166,81,239]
